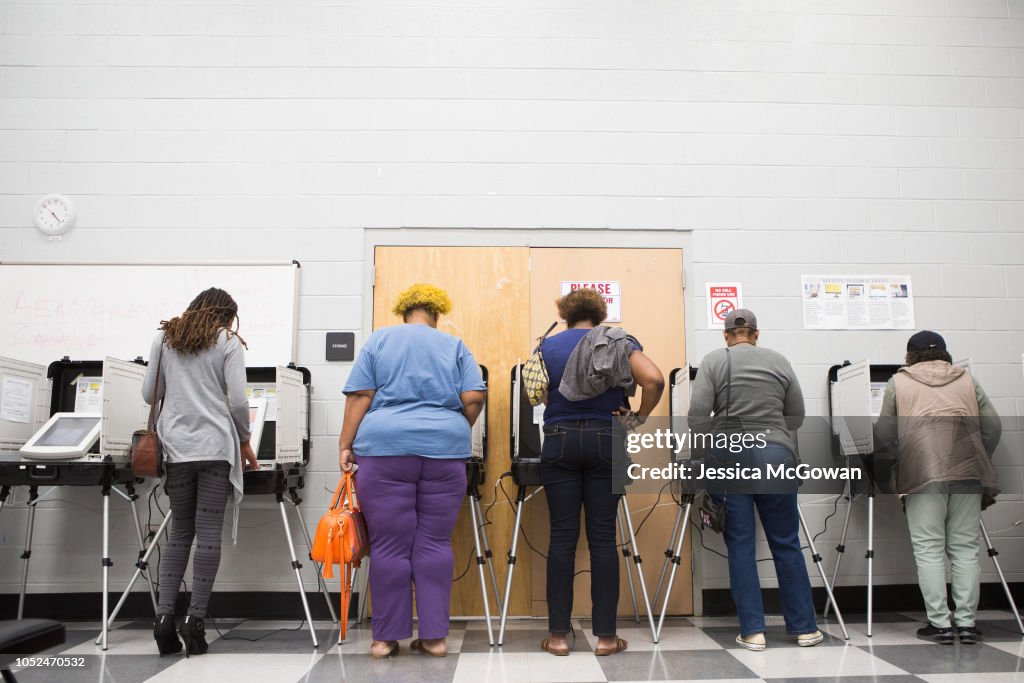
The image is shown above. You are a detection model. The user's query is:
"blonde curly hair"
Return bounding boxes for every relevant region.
[391,283,453,319]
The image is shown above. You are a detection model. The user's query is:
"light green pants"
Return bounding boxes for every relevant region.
[904,487,982,628]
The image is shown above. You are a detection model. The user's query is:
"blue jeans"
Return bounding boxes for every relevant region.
[540,419,621,637]
[710,444,817,637]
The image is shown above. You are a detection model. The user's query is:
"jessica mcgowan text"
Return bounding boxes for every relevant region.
[626,461,863,482]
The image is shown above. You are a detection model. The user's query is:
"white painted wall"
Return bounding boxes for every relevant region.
[0,0,1022,601]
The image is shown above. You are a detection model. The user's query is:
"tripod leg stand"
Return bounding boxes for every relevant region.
[468,484,495,646]
[980,518,1024,634]
[17,486,39,619]
[797,504,849,640]
[98,512,172,644]
[122,483,159,614]
[277,493,318,648]
[619,497,658,642]
[655,498,692,642]
[497,485,528,646]
[287,487,338,624]
[653,500,685,609]
[101,483,112,651]
[866,489,875,637]
[470,490,502,609]
[823,480,853,619]
[617,506,640,623]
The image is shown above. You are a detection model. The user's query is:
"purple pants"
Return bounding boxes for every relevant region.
[356,455,467,641]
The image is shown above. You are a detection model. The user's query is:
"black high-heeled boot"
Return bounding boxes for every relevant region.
[180,616,209,658]
[153,615,182,656]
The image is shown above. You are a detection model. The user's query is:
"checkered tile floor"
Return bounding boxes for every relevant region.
[10,611,1024,682]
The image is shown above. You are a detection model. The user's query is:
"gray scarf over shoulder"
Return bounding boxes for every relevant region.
[558,326,640,401]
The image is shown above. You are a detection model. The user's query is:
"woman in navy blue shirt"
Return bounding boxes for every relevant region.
[539,288,664,656]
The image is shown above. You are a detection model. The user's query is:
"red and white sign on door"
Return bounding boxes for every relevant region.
[706,282,742,328]
[561,281,621,322]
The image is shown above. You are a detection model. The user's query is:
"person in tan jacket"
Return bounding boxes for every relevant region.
[875,331,1001,645]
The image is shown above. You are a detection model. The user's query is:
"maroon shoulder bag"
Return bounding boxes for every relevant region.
[130,345,164,478]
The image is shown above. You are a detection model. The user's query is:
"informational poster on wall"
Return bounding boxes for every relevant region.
[560,281,621,322]
[706,282,743,328]
[801,275,914,330]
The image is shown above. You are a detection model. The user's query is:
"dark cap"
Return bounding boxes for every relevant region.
[724,308,757,330]
[907,330,946,352]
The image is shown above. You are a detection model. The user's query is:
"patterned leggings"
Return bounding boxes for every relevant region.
[157,460,232,618]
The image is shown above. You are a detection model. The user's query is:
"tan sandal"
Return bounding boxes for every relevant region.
[540,637,570,656]
[369,641,400,659]
[594,637,628,656]
[410,639,447,657]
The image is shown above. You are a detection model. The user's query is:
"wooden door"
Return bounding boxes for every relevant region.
[526,248,691,617]
[370,245,691,620]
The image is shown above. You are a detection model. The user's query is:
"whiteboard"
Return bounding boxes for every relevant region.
[0,263,299,366]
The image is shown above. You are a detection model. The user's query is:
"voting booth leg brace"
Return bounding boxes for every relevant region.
[497,484,530,646]
[276,489,319,648]
[980,518,1024,634]
[797,503,849,640]
[17,487,39,620]
[468,483,496,646]
[823,480,875,636]
[654,497,692,641]
[617,498,658,642]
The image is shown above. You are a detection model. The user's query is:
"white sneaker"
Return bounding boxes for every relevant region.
[797,630,823,647]
[735,632,766,651]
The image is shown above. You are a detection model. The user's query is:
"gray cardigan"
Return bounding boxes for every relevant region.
[142,330,250,537]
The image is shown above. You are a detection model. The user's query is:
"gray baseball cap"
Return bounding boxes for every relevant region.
[724,308,757,330]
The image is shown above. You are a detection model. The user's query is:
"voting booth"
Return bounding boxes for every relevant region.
[0,355,152,650]
[825,359,1021,636]
[101,362,330,649]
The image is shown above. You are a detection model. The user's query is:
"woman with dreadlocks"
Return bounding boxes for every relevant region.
[141,287,258,658]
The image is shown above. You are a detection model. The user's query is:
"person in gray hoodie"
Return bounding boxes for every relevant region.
[875,330,1001,645]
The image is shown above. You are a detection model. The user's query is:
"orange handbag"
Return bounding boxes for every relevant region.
[311,472,369,640]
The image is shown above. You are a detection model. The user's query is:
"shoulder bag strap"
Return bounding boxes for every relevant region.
[724,347,732,421]
[146,344,164,431]
[533,320,558,354]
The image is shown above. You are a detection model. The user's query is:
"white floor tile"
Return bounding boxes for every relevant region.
[728,643,909,678]
[147,653,321,682]
[453,651,607,683]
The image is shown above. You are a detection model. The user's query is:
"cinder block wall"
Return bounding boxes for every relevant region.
[0,0,1021,597]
